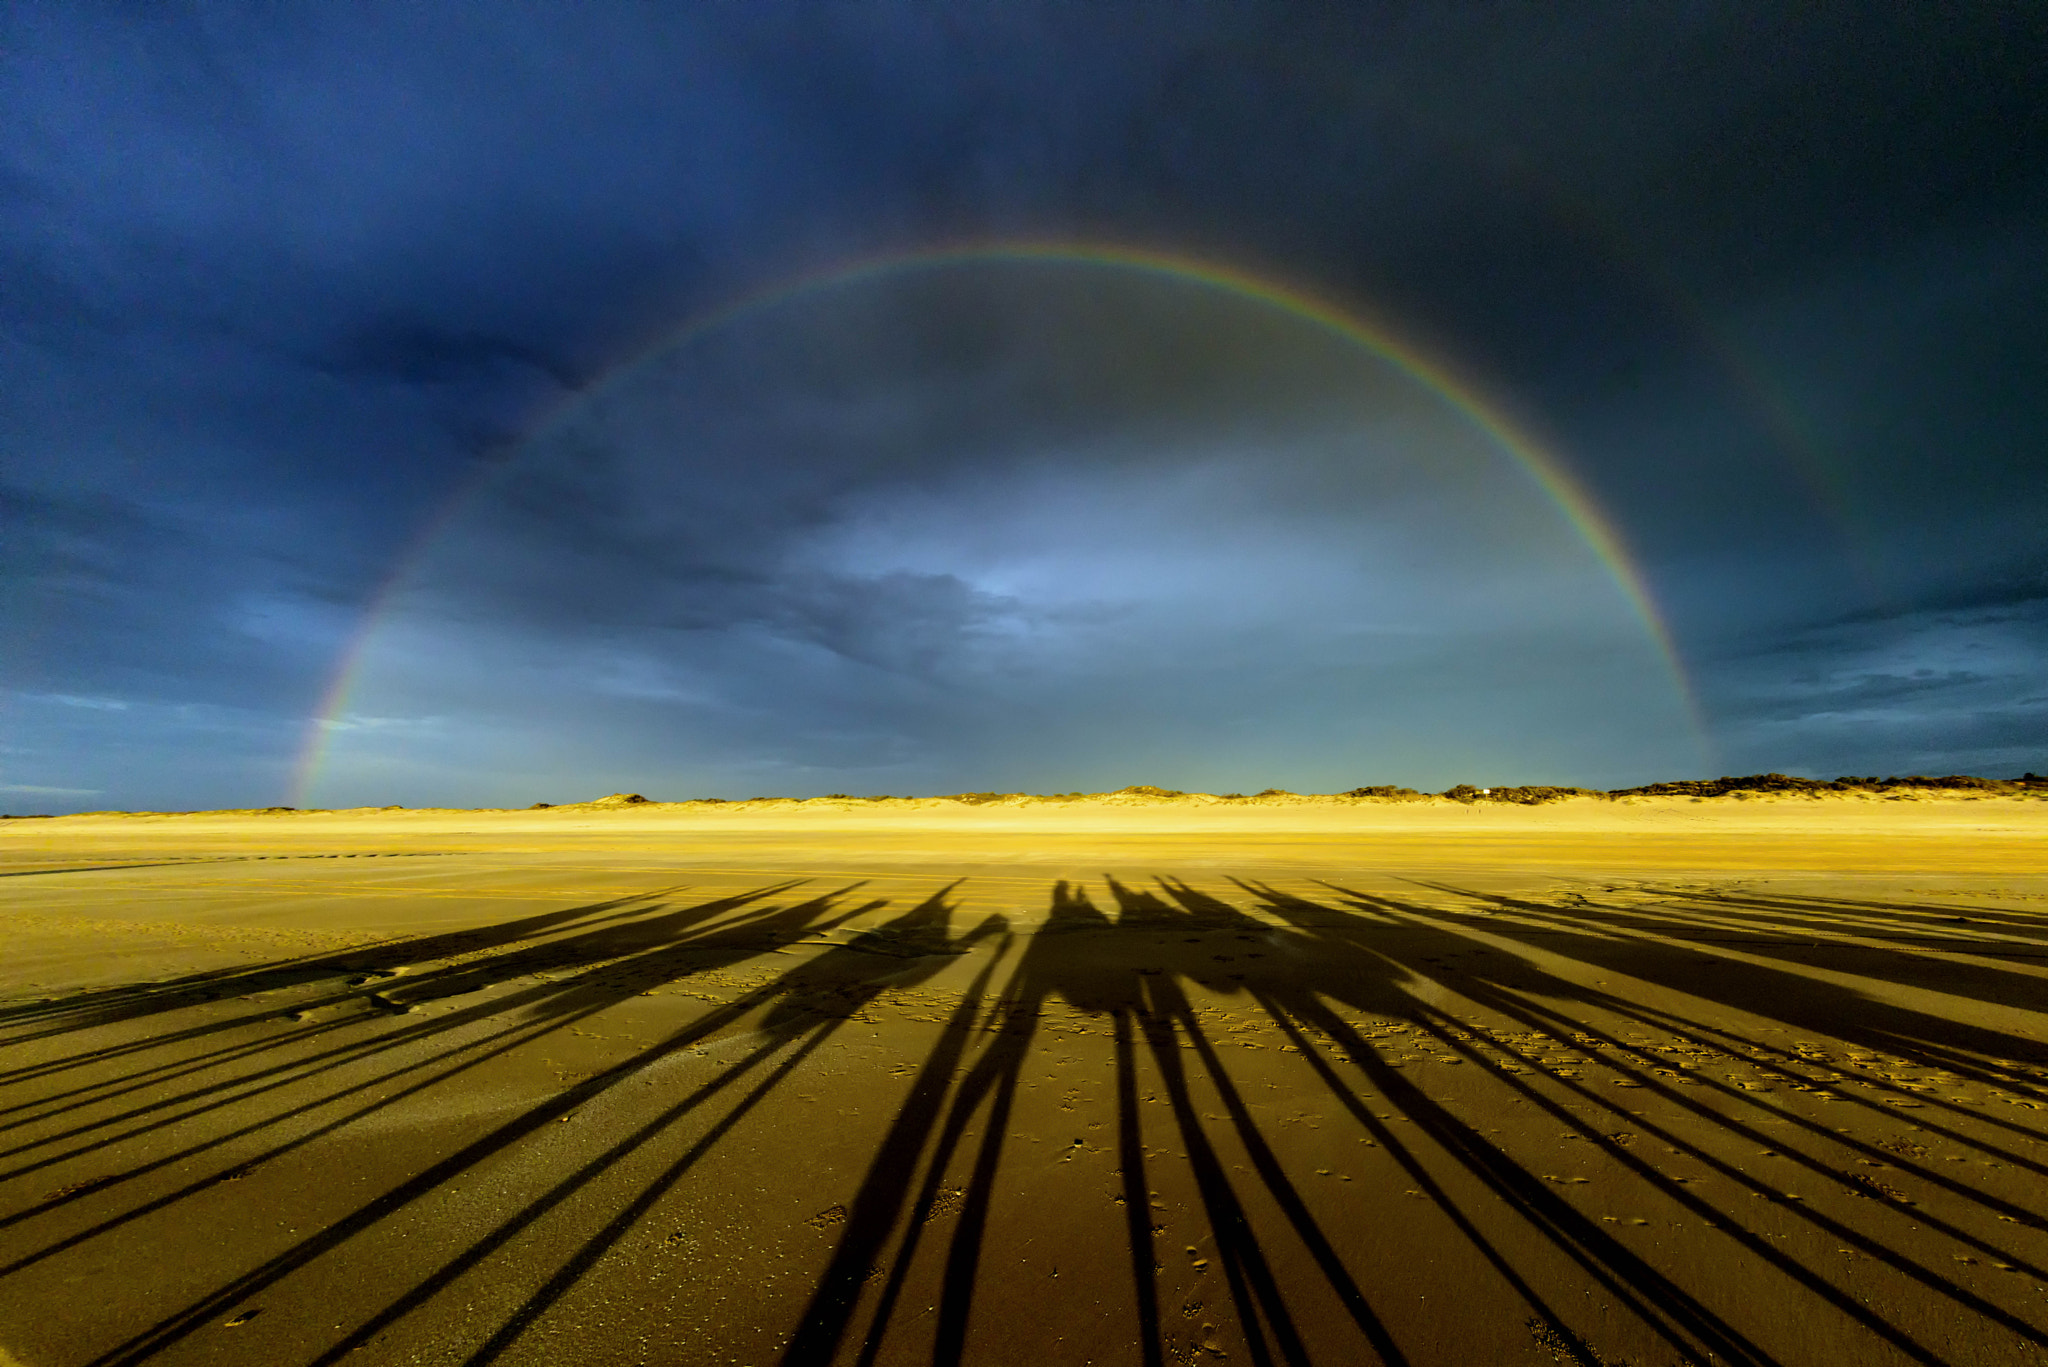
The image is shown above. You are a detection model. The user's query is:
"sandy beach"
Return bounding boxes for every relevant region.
[2,791,2045,1366]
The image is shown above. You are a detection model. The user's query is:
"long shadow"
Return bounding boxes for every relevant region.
[1324,885,2048,1253]
[1463,883,2048,1025]
[65,881,876,1365]
[1150,877,1610,1365]
[2,885,864,1268]
[0,881,875,1348]
[781,869,2047,1367]
[0,883,819,1200]
[0,860,227,880]
[784,878,1416,1367]
[782,880,1144,1366]
[1575,890,2048,963]
[1256,878,2047,1361]
[789,873,2047,1367]
[1239,880,1879,1364]
[782,937,1021,1367]
[0,880,729,1074]
[0,853,456,886]
[1661,886,2048,946]
[305,884,1007,1367]
[19,870,2048,1365]
[0,885,736,1143]
[1395,881,2048,1124]
[1670,886,2048,940]
[779,891,1080,1366]
[1374,879,2048,1138]
[1108,877,1408,1367]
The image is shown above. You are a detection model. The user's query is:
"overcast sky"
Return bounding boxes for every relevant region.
[3,3,2043,811]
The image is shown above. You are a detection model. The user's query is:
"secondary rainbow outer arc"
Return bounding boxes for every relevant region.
[292,242,1709,806]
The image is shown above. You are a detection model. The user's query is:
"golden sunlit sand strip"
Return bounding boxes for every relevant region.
[0,797,2043,1366]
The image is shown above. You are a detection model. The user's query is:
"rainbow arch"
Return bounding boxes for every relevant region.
[293,242,1706,805]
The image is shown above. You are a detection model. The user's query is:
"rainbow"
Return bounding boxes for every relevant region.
[293,242,1707,805]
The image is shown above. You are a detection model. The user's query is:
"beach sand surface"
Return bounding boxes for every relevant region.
[1,793,2044,1366]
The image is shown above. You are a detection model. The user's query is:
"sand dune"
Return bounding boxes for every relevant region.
[0,796,2044,1365]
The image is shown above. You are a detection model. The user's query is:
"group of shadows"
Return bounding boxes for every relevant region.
[1,873,2046,1366]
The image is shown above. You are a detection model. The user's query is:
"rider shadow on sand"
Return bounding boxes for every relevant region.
[320,885,1007,1367]
[0,882,851,1256]
[21,874,2045,1367]
[1240,877,2046,1367]
[16,884,1000,1367]
[0,879,805,1089]
[784,877,1417,1367]
[790,870,2028,1367]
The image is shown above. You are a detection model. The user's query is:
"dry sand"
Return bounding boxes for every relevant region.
[1,792,2044,1365]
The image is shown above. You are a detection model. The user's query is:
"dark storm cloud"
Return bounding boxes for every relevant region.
[2,1,2042,807]
[310,317,578,390]
[0,480,320,698]
[1703,593,2048,778]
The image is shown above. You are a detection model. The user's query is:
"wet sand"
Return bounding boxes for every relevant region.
[1,795,2045,1366]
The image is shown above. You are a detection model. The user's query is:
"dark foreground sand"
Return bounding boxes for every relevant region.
[1,795,2044,1366]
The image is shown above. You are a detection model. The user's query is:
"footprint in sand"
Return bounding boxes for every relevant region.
[805,1204,849,1230]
